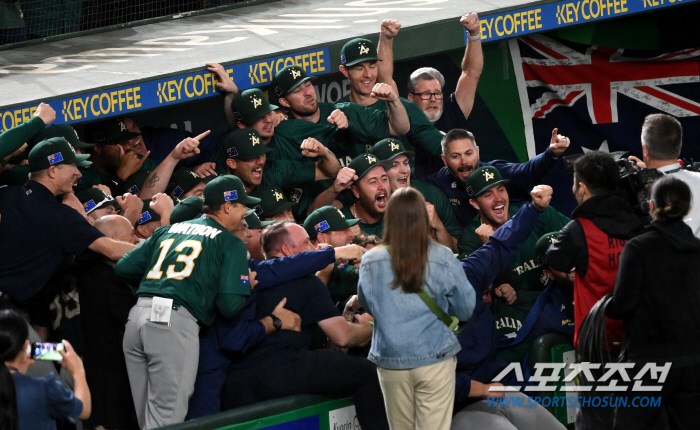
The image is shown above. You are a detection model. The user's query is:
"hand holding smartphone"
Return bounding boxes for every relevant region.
[31,342,65,361]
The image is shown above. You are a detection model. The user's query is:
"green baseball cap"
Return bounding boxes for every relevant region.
[231,89,278,124]
[347,153,392,180]
[83,117,140,145]
[304,205,360,241]
[76,188,120,215]
[32,124,93,149]
[465,166,510,198]
[244,210,273,230]
[224,128,273,161]
[137,199,161,225]
[249,186,297,218]
[273,65,317,97]
[28,137,92,172]
[535,231,560,267]
[166,168,215,199]
[203,175,261,206]
[170,196,204,224]
[369,138,415,161]
[340,38,380,67]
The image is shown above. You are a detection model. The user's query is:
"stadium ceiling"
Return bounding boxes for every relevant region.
[0,0,694,129]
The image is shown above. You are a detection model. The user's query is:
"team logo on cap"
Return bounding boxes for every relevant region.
[466,186,474,197]
[273,190,284,201]
[224,190,238,201]
[128,185,139,195]
[366,154,377,163]
[234,111,244,121]
[483,170,495,181]
[275,86,283,97]
[171,186,184,198]
[48,152,64,165]
[389,141,400,151]
[254,205,263,215]
[291,69,301,79]
[227,147,239,158]
[252,96,262,108]
[138,211,152,224]
[289,188,302,202]
[315,220,330,233]
[340,54,347,64]
[336,208,345,218]
[250,134,260,146]
[359,43,370,55]
[83,199,97,213]
[241,275,250,285]
[119,120,127,132]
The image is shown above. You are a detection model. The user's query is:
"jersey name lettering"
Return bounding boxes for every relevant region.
[168,222,222,239]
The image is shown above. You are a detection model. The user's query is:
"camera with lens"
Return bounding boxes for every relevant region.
[616,159,663,216]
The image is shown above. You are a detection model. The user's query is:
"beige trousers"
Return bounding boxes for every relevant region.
[377,356,457,430]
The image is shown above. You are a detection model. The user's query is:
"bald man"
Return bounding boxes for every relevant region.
[94,215,140,245]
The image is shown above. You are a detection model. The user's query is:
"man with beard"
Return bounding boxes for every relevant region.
[333,154,393,236]
[273,64,409,166]
[370,137,461,250]
[428,128,570,227]
[459,166,570,340]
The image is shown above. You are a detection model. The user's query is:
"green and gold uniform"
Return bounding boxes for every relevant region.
[116,216,250,325]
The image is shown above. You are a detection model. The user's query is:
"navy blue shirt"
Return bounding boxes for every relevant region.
[427,149,558,227]
[188,247,336,420]
[141,126,224,168]
[0,181,104,301]
[13,372,83,430]
[454,203,541,402]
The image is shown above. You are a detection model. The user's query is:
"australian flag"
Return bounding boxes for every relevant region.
[315,220,330,233]
[224,190,238,201]
[510,34,700,216]
[83,199,97,213]
[128,185,139,195]
[241,275,250,285]
[138,211,152,225]
[227,147,238,158]
[48,152,63,165]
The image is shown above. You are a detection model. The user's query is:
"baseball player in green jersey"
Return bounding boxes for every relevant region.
[116,175,259,429]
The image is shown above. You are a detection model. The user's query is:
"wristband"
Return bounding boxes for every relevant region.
[467,31,481,41]
[367,321,374,327]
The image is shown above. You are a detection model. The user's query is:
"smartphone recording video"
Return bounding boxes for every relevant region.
[31,342,65,361]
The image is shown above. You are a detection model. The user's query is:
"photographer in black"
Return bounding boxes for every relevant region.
[546,151,646,430]
[606,176,700,430]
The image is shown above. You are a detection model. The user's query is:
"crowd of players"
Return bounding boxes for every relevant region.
[1,11,700,430]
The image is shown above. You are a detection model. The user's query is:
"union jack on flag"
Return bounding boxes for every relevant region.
[510,34,700,215]
[48,152,63,165]
[224,190,238,201]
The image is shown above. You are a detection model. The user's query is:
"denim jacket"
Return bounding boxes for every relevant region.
[358,241,476,369]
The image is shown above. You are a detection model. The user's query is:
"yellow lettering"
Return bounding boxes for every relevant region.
[535,8,543,28]
[316,51,325,72]
[204,73,212,94]
[284,57,295,68]
[126,88,134,109]
[504,14,514,34]
[620,0,627,11]
[29,106,37,118]
[527,10,535,30]
[582,0,591,18]
[294,54,302,67]
[133,87,142,108]
[2,111,13,131]
[567,3,575,22]
[13,110,21,127]
[480,19,490,40]
[110,91,118,113]
[557,4,566,24]
[168,81,176,102]
[91,95,100,116]
[100,93,110,115]
[118,90,126,111]
[572,1,581,21]
[495,15,505,37]
[174,79,183,100]
[21,108,31,124]
[72,98,82,120]
[513,12,521,32]
[302,53,310,71]
[194,75,204,96]
[185,76,194,98]
[309,52,318,73]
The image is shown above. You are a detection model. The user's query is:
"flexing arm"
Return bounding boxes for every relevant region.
[461,185,551,294]
[371,83,411,136]
[376,19,401,95]
[455,13,483,120]
[300,138,341,180]
[307,167,357,214]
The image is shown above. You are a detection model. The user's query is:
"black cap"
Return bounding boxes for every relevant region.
[166,168,215,199]
[231,89,278,124]
[76,188,120,215]
[84,118,140,145]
